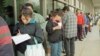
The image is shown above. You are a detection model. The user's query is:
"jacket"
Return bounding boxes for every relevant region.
[46,19,62,43]
[33,13,47,40]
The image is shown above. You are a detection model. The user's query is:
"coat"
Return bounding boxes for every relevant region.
[0,16,14,56]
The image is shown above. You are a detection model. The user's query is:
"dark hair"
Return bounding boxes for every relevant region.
[21,7,33,17]
[18,7,32,24]
[34,10,38,13]
[62,6,70,11]
[18,15,23,24]
[55,8,64,17]
[50,10,59,17]
[76,9,80,13]
[5,6,14,18]
[23,3,34,10]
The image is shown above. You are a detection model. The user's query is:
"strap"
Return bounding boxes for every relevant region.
[33,37,39,48]
[33,37,38,45]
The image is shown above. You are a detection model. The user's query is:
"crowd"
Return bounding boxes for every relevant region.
[0,3,94,56]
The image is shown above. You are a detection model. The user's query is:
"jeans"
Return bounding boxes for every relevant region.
[64,38,75,56]
[50,41,62,56]
[77,25,83,41]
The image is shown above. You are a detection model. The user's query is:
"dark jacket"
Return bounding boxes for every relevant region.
[13,19,44,53]
[46,19,62,43]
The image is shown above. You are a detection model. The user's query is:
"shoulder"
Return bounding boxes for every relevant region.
[0,16,7,26]
[46,20,53,25]
[34,13,44,18]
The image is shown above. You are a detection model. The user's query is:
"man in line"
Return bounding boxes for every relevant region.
[62,6,77,56]
[0,16,14,56]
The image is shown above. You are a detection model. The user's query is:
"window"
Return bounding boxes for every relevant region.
[0,0,13,16]
[69,0,74,6]
[17,0,40,14]
[76,0,79,8]
[54,1,65,9]
[82,4,85,12]
[80,2,83,10]
[70,7,74,12]
[27,0,40,13]
[47,0,53,14]
[65,0,69,4]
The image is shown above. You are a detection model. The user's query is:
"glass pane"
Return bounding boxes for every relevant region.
[69,0,74,6]
[0,0,13,16]
[17,0,40,14]
[76,0,79,8]
[70,7,74,12]
[27,0,40,13]
[47,0,53,14]
[54,1,64,9]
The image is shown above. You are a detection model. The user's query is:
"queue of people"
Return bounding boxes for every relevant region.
[0,3,94,56]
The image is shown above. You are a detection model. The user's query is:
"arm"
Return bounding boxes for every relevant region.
[34,23,44,43]
[46,21,54,34]
[13,23,19,36]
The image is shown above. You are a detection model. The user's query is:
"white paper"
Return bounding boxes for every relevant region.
[58,22,62,27]
[12,34,31,45]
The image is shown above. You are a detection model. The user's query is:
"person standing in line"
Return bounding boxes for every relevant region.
[22,3,46,27]
[84,13,90,35]
[97,18,100,36]
[76,9,84,41]
[13,7,44,56]
[62,6,77,56]
[46,10,63,56]
[0,16,14,56]
[22,3,48,55]
[86,13,92,32]
[4,6,15,36]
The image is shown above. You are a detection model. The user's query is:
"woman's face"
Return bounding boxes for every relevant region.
[21,15,30,24]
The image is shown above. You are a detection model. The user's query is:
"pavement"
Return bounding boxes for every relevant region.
[75,25,100,56]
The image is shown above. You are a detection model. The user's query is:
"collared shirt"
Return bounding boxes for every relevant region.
[63,11,77,38]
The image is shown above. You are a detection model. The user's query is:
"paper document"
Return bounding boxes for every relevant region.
[58,22,62,27]
[12,34,31,45]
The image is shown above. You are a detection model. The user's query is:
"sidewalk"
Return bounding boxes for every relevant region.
[75,26,100,56]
